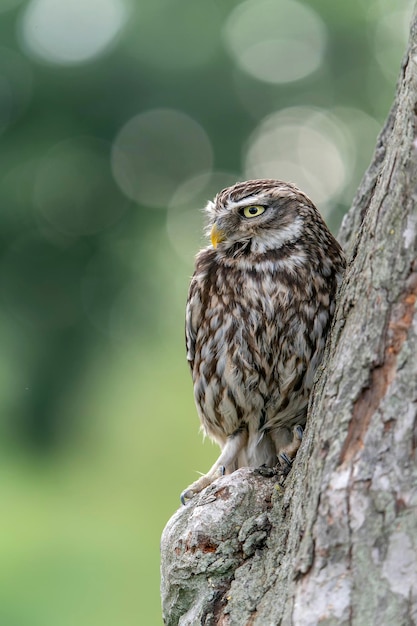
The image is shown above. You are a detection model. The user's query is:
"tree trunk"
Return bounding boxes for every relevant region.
[160,7,417,625]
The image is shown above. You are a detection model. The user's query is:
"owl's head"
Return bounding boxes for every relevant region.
[205,179,322,254]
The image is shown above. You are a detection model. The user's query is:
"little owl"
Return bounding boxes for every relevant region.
[181,179,345,504]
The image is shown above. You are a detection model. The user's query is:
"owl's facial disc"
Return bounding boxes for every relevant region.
[210,200,270,248]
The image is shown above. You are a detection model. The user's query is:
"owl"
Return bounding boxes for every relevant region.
[181,179,345,504]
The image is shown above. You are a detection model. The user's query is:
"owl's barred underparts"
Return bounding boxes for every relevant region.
[181,179,345,504]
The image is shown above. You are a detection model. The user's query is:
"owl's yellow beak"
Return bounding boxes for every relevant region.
[211,223,226,248]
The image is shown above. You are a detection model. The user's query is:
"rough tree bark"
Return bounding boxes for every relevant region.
[161,8,417,625]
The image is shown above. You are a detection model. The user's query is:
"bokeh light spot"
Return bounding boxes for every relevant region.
[34,137,128,236]
[111,109,213,209]
[372,6,413,81]
[223,0,327,84]
[18,0,129,65]
[167,171,240,264]
[244,107,352,214]
[331,106,380,204]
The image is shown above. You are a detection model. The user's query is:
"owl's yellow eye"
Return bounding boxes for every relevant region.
[241,205,266,219]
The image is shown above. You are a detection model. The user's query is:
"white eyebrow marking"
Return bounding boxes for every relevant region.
[226,194,269,211]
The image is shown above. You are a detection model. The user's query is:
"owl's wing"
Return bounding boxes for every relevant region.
[185,276,202,373]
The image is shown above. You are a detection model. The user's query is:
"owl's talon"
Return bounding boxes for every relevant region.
[180,489,195,505]
[279,452,292,469]
[295,425,304,440]
[218,465,226,476]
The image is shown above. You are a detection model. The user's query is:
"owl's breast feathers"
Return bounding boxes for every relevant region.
[185,240,344,442]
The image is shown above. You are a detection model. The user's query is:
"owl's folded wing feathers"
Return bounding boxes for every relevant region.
[185,276,202,373]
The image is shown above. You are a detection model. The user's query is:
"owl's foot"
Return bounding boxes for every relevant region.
[279,452,293,470]
[180,429,248,505]
[277,424,304,473]
[180,465,225,505]
[295,425,304,440]
[180,490,193,506]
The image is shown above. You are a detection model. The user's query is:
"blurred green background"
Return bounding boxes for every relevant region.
[0,0,412,623]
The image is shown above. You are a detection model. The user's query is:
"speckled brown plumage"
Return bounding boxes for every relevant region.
[181,179,345,503]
